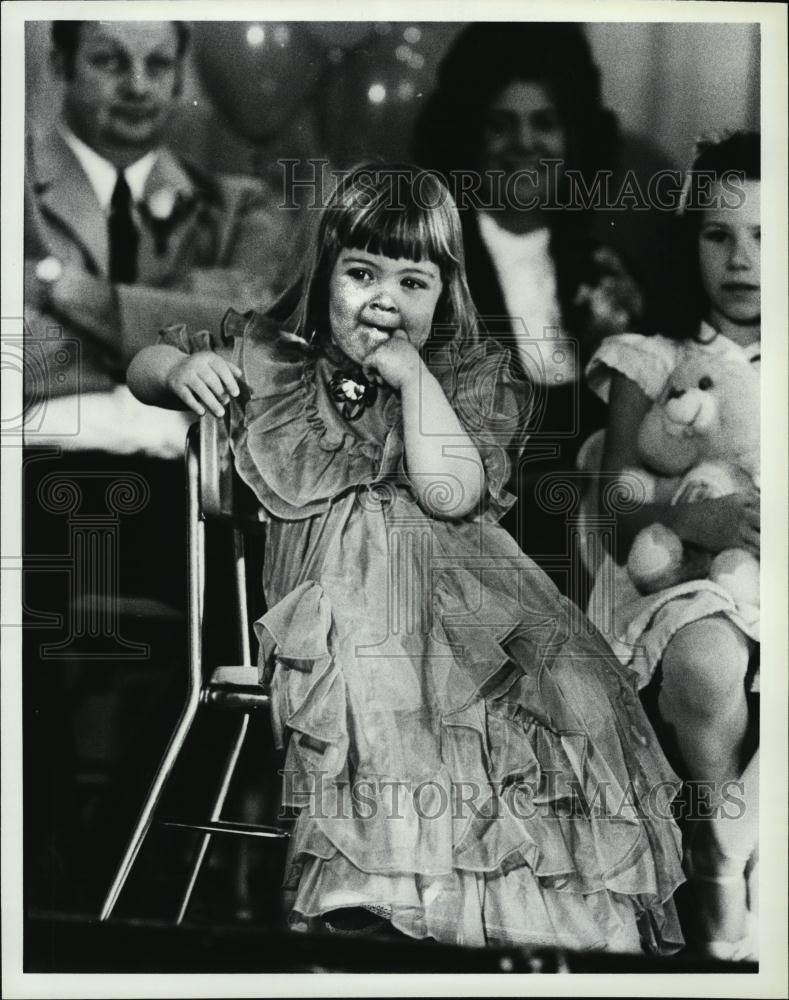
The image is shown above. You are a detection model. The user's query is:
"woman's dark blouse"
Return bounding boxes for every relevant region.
[460,210,640,600]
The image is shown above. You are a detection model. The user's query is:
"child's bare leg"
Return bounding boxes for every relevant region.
[657,617,755,953]
[709,749,759,863]
[684,750,758,953]
[658,616,751,785]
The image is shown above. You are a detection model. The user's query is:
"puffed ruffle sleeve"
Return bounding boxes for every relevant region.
[157,322,218,355]
[427,337,530,523]
[585,333,681,404]
[221,309,407,521]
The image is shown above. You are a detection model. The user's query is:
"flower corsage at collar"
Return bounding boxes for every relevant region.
[328,368,379,421]
[138,187,195,255]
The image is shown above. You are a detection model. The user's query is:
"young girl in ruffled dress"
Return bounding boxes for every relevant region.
[128,164,684,953]
[584,133,760,960]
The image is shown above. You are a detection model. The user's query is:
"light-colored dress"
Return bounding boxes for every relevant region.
[584,327,760,690]
[161,309,685,954]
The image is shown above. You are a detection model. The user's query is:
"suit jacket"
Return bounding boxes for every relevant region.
[25,128,295,398]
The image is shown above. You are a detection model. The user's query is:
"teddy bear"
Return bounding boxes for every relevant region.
[623,345,760,607]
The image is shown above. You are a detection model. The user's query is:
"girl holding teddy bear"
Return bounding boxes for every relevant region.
[583,132,761,960]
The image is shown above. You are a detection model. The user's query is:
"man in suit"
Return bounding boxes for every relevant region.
[21,22,291,910]
[25,19,290,449]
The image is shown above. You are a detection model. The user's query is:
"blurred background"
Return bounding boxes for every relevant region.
[26,20,760,185]
[21,16,762,951]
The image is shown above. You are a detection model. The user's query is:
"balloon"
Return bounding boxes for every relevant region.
[305,22,376,50]
[192,23,326,142]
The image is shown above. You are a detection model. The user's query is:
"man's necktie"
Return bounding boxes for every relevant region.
[108,171,139,284]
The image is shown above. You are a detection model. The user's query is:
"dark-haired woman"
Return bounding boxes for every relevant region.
[414,22,645,600]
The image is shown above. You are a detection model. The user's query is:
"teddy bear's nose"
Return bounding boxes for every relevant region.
[667,387,685,400]
[698,375,713,390]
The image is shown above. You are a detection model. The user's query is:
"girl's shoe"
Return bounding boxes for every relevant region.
[322,906,391,935]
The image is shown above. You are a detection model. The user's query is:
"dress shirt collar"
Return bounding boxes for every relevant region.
[59,125,159,212]
[478,212,551,261]
[699,319,760,358]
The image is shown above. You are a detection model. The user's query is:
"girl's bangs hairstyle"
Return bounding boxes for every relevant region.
[290,164,479,348]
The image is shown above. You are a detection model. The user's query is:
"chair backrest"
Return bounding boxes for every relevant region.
[191,415,262,524]
[186,415,266,675]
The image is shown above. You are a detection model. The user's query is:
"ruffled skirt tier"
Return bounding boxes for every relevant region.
[255,511,685,953]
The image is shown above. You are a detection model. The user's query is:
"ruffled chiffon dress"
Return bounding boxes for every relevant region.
[161,309,685,954]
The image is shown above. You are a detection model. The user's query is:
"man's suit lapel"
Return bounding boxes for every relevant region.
[30,130,110,275]
[30,133,210,283]
[138,149,205,282]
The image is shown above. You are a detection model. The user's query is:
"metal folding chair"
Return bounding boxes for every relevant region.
[100,415,289,923]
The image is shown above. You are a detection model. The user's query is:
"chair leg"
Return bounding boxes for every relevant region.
[99,686,202,921]
[175,523,255,923]
[175,711,252,924]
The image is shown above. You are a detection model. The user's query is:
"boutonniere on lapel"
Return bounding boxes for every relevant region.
[329,369,378,421]
[573,247,644,337]
[138,187,194,256]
